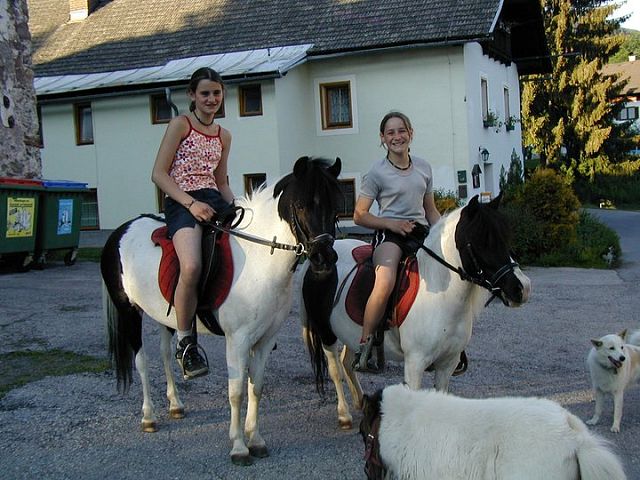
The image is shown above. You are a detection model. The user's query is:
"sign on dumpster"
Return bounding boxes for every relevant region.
[6,197,35,237]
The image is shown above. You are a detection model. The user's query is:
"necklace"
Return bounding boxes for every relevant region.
[193,111,214,127]
[387,155,412,171]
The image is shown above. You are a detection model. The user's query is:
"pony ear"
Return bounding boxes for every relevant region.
[293,156,311,178]
[464,195,480,216]
[328,157,342,178]
[489,191,503,209]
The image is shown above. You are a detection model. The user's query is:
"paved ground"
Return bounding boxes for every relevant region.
[0,209,639,479]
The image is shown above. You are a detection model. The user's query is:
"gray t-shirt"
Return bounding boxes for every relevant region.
[359,155,433,225]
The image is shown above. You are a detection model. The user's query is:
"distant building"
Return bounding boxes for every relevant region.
[603,54,640,155]
[27,0,549,229]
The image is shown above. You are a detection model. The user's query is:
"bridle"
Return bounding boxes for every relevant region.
[290,209,336,255]
[363,414,386,480]
[420,242,519,306]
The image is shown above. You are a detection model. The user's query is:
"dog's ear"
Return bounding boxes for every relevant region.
[591,339,603,348]
[618,329,627,340]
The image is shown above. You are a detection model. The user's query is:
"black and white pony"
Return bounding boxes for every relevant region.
[360,384,626,480]
[301,195,531,428]
[101,156,341,465]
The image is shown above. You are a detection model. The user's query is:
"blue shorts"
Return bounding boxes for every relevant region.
[371,222,429,258]
[164,188,231,238]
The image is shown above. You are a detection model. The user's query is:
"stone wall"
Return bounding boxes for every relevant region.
[0,0,41,178]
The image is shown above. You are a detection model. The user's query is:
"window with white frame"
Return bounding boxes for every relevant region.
[481,77,489,122]
[315,75,358,135]
[503,87,510,120]
[616,106,638,121]
[320,81,352,129]
[74,102,93,145]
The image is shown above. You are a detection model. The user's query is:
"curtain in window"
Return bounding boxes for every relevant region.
[81,107,93,143]
[329,86,350,125]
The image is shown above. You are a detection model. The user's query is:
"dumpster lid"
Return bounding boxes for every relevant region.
[0,177,43,187]
[41,179,89,189]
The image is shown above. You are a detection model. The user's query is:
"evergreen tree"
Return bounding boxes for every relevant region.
[521,0,638,181]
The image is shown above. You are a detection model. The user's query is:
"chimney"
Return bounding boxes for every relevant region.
[69,0,98,22]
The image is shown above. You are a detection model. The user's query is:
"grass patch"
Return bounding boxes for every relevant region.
[0,349,110,399]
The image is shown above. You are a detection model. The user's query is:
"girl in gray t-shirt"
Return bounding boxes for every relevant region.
[352,111,441,372]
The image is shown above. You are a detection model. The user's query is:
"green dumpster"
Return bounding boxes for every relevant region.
[35,180,89,268]
[0,177,42,270]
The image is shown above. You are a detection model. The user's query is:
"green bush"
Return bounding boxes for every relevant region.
[499,203,545,264]
[574,166,640,208]
[496,167,625,267]
[434,188,463,214]
[509,168,581,253]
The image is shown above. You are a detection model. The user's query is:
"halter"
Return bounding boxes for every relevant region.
[420,243,519,306]
[363,415,386,480]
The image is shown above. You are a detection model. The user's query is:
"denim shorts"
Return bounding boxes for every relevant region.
[371,222,429,258]
[164,188,231,238]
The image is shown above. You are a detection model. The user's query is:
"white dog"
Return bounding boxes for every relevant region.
[360,384,626,480]
[586,329,640,433]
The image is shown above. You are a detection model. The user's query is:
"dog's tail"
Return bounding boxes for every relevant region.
[627,329,640,346]
[568,413,627,480]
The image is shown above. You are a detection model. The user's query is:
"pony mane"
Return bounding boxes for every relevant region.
[462,201,512,253]
[273,157,342,222]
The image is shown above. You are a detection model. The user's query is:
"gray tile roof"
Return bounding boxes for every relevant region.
[28,0,510,77]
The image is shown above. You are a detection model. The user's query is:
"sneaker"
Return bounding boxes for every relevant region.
[175,336,209,380]
[352,335,379,373]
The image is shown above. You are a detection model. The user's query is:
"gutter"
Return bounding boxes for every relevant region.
[36,71,284,104]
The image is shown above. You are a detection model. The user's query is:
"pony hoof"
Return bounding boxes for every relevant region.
[169,407,185,419]
[249,445,269,458]
[338,419,353,430]
[231,453,254,466]
[141,420,158,433]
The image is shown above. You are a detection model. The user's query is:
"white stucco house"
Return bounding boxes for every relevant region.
[27,0,549,230]
[603,55,640,155]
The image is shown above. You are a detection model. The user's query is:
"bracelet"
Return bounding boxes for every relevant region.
[185,199,195,209]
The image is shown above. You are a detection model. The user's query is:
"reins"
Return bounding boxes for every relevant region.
[204,205,336,273]
[419,244,519,307]
[203,206,307,256]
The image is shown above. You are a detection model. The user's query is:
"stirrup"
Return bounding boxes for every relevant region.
[177,342,209,380]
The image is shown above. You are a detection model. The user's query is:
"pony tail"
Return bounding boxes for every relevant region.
[189,101,195,112]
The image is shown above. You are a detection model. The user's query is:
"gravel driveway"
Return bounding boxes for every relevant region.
[1,209,638,479]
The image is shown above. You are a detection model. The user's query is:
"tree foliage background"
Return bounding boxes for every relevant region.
[521,0,640,182]
[610,28,640,63]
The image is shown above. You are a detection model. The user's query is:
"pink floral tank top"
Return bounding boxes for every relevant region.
[169,116,223,192]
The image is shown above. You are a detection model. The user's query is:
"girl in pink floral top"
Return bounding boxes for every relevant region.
[152,67,235,379]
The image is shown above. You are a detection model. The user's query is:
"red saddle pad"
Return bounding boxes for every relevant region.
[345,244,419,328]
[151,226,233,311]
